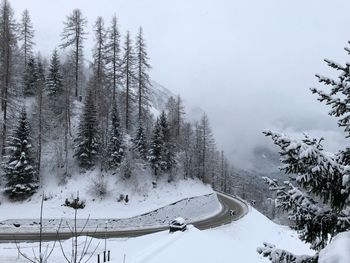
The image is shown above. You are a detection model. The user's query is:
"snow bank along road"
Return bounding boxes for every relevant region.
[0,192,248,242]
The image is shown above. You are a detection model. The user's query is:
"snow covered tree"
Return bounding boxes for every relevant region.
[74,88,100,169]
[148,118,163,176]
[23,56,38,96]
[148,112,176,177]
[46,49,64,114]
[159,111,175,172]
[19,9,34,68]
[106,104,124,168]
[60,9,87,98]
[3,108,38,200]
[135,27,151,122]
[46,49,63,98]
[133,122,148,160]
[120,31,136,131]
[258,42,350,262]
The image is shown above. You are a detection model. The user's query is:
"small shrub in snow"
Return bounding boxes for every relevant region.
[117,194,125,202]
[43,192,53,201]
[63,195,86,209]
[89,175,109,198]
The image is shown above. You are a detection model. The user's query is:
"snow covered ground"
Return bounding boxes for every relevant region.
[319,231,350,263]
[0,207,314,262]
[0,193,221,233]
[0,175,214,221]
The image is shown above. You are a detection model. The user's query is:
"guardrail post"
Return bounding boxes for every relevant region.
[97,254,100,263]
[103,251,106,262]
[108,250,110,261]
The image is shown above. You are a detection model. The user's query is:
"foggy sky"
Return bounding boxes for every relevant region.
[10,0,350,169]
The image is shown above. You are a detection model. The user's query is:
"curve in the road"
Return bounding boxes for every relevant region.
[0,192,248,243]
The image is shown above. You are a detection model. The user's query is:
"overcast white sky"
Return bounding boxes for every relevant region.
[10,0,350,169]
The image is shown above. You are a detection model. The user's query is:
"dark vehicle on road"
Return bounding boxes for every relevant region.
[229,209,236,216]
[169,217,187,233]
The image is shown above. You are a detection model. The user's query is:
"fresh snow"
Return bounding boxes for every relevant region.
[0,170,214,222]
[0,193,221,233]
[0,207,314,263]
[319,231,350,263]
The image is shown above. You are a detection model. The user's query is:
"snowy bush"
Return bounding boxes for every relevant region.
[89,175,109,198]
[64,195,86,210]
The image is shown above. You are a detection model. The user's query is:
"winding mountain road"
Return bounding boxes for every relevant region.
[0,192,248,243]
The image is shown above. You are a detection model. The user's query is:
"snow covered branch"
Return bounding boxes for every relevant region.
[257,242,317,263]
[263,130,350,210]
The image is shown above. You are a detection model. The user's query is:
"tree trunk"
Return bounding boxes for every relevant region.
[37,80,43,180]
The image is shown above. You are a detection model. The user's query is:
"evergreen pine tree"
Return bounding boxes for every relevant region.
[106,104,124,168]
[23,56,38,96]
[148,118,163,176]
[258,42,350,262]
[159,111,175,172]
[3,108,38,199]
[74,89,100,169]
[132,122,148,160]
[46,49,63,98]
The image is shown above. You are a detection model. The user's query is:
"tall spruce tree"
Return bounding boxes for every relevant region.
[258,42,350,262]
[133,122,148,160]
[74,88,100,169]
[23,56,37,96]
[60,9,87,98]
[46,49,63,98]
[135,27,151,122]
[106,104,124,168]
[148,118,163,177]
[159,111,175,172]
[46,49,64,115]
[3,108,38,199]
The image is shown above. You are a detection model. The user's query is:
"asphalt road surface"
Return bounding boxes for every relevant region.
[0,192,248,243]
